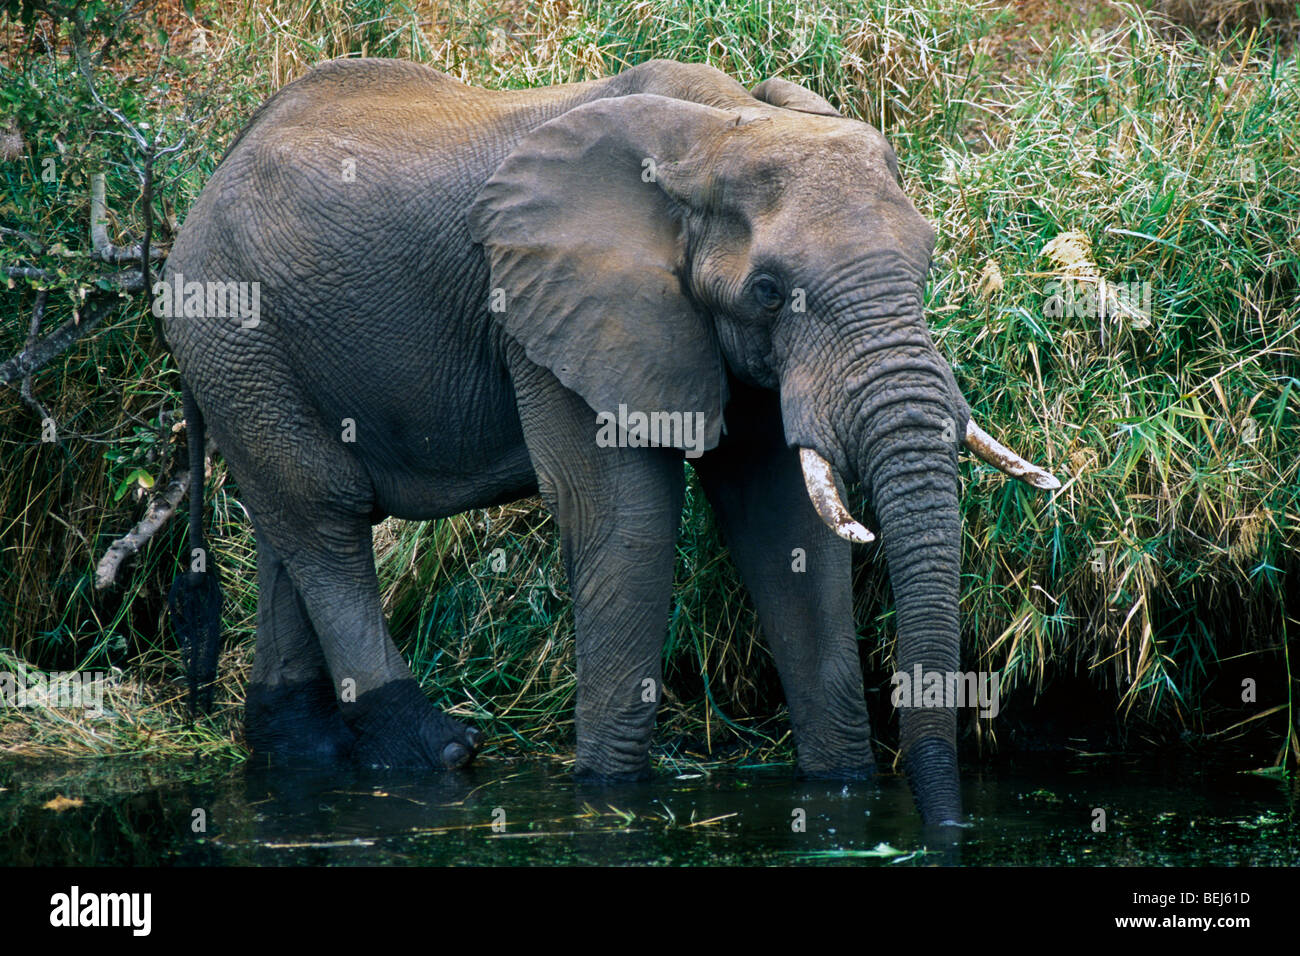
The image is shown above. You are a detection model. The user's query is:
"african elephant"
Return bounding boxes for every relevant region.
[161,57,1058,826]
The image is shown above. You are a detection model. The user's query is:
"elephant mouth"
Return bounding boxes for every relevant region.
[797,419,1061,542]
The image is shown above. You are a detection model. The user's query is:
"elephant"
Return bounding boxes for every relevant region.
[160,57,1059,827]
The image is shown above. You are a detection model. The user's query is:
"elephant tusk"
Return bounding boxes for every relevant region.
[963,420,1062,490]
[798,448,876,544]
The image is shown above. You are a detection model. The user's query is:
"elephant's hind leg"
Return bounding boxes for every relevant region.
[245,533,356,766]
[258,504,485,771]
[208,375,482,771]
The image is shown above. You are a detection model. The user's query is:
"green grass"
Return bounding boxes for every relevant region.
[1,0,1297,766]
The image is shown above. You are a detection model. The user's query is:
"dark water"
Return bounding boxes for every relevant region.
[1,756,1296,866]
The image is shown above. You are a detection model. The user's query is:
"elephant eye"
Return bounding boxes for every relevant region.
[752,275,784,311]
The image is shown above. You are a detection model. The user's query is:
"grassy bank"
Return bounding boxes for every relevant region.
[1,0,1297,768]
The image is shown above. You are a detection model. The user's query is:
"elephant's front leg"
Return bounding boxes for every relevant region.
[508,350,684,779]
[692,385,875,778]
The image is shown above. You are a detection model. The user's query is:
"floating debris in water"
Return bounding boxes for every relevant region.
[42,794,83,812]
[795,843,929,864]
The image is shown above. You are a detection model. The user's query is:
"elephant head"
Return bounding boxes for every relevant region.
[469,74,1058,825]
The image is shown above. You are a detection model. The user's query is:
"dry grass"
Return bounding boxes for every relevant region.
[1151,0,1300,39]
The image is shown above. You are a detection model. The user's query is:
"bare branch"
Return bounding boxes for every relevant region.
[5,265,144,290]
[0,293,128,386]
[94,473,189,590]
[94,434,215,591]
[70,13,149,154]
[6,266,54,281]
[90,172,166,263]
[0,226,44,252]
[18,290,53,422]
[26,289,46,342]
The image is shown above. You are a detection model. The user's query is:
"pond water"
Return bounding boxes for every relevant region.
[1,756,1296,866]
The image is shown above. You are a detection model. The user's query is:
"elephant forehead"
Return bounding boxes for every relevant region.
[717,121,898,205]
[749,191,936,278]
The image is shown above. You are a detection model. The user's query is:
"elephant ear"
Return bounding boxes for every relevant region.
[749,77,841,117]
[468,93,736,453]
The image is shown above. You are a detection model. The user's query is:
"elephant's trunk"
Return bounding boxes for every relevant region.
[779,265,1058,824]
[835,357,963,825]
[784,337,966,822]
[781,282,970,823]
[857,401,964,825]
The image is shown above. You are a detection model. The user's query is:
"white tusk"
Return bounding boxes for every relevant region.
[963,420,1062,490]
[799,448,875,543]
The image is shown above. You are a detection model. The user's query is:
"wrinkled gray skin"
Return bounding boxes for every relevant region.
[165,58,977,825]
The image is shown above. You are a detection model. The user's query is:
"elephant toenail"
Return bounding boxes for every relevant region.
[442,742,469,768]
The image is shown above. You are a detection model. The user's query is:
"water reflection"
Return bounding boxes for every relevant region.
[0,757,1294,866]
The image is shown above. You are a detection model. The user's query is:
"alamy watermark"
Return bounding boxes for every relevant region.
[595,404,707,459]
[891,666,1001,718]
[1043,278,1152,327]
[151,271,261,328]
[49,886,150,936]
[1,669,106,717]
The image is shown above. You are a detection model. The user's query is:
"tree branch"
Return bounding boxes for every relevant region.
[93,474,187,590]
[5,265,144,290]
[93,436,215,591]
[90,171,166,263]
[17,289,53,422]
[0,292,128,386]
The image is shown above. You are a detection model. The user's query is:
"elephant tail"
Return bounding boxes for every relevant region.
[167,382,224,716]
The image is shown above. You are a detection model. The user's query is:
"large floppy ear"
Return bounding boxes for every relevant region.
[749,77,841,117]
[468,93,736,453]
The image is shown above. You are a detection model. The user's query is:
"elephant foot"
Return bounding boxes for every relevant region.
[572,734,653,783]
[345,679,483,770]
[245,676,356,766]
[573,764,652,785]
[795,762,877,782]
[795,743,878,781]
